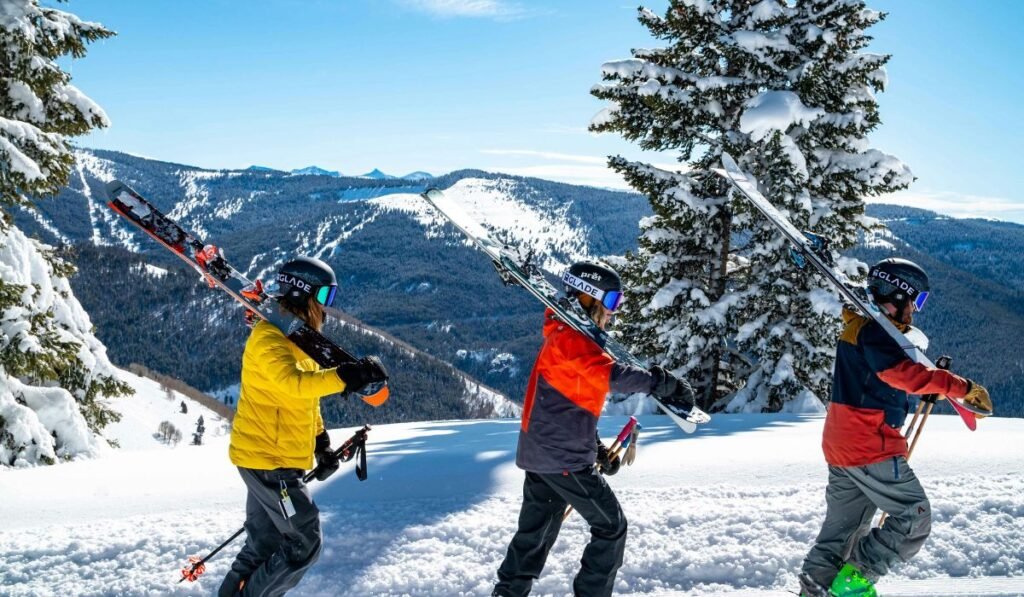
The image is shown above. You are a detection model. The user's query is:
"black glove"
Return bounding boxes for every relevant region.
[650,366,697,411]
[596,442,621,476]
[312,431,340,481]
[649,365,679,399]
[336,357,389,395]
[668,379,697,410]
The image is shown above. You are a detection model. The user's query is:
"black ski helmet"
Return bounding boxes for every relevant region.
[276,256,338,307]
[867,258,930,312]
[562,261,624,312]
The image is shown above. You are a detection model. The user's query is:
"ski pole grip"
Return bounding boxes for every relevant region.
[922,356,953,404]
[616,417,638,444]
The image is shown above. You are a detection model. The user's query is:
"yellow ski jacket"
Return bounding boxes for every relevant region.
[229,320,346,470]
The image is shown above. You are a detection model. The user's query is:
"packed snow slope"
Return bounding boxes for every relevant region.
[2,390,1022,597]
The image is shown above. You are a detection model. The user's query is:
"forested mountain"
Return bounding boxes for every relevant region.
[14,149,1023,419]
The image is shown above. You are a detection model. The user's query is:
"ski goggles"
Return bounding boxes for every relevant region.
[563,272,625,312]
[316,284,338,307]
[912,290,929,312]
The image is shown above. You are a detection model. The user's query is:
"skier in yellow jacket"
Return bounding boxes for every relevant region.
[220,257,388,597]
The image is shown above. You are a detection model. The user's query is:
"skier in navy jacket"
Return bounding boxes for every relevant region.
[799,258,992,597]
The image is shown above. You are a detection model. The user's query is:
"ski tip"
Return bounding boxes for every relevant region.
[945,396,983,431]
[720,151,739,171]
[360,385,390,408]
[104,179,128,201]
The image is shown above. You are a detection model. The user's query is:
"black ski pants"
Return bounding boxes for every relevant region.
[219,467,322,597]
[494,469,627,597]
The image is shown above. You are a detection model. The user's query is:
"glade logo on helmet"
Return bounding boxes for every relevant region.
[872,269,918,297]
[277,273,312,293]
[563,271,604,300]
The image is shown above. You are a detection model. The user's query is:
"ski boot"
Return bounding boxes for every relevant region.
[830,563,877,596]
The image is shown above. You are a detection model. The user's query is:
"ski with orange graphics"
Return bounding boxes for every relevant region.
[105,179,389,407]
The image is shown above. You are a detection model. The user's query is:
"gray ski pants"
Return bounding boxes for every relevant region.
[219,467,322,597]
[802,456,931,587]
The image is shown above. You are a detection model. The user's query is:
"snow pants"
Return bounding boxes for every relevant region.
[494,469,627,597]
[802,456,931,587]
[219,467,322,597]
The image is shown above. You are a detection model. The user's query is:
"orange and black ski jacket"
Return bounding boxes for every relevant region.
[516,309,654,474]
[823,308,969,467]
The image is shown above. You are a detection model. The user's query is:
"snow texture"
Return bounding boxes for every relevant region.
[739,91,825,143]
[1,413,1021,595]
[371,177,589,274]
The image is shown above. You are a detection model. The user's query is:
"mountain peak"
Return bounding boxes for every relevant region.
[362,168,395,180]
[291,166,340,177]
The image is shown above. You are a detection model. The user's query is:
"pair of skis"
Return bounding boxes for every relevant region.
[713,153,992,427]
[104,181,389,406]
[420,188,712,433]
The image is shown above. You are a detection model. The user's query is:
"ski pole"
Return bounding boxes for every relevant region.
[563,417,638,521]
[179,425,372,583]
[878,357,951,528]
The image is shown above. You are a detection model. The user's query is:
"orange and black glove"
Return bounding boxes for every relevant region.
[336,357,389,395]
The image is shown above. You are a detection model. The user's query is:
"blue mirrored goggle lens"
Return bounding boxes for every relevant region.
[913,290,929,312]
[602,290,624,312]
[316,285,337,307]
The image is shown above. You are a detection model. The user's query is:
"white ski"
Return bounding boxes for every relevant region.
[421,188,711,433]
[713,152,990,427]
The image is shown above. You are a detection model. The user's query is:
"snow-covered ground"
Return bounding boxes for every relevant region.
[1,387,1022,595]
[102,370,229,451]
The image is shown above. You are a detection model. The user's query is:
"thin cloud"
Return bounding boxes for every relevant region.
[870,190,1024,224]
[481,149,687,189]
[399,0,527,19]
[481,149,608,165]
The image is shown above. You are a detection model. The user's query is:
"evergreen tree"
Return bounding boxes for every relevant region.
[592,1,910,412]
[0,0,129,467]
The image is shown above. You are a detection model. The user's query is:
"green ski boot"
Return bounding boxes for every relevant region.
[830,563,877,596]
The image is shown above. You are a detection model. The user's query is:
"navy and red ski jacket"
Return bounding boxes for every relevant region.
[516,309,654,474]
[823,308,970,467]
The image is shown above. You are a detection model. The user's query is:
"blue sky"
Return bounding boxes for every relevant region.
[68,0,1023,221]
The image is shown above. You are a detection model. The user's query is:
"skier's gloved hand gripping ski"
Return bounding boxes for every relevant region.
[104,180,391,407]
[713,153,993,428]
[420,188,710,433]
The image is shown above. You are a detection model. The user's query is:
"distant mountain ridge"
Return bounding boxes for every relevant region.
[247,164,434,180]
[15,148,1024,419]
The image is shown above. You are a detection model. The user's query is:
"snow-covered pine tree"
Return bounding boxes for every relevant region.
[727,1,912,412]
[591,1,804,409]
[592,1,910,412]
[0,0,130,467]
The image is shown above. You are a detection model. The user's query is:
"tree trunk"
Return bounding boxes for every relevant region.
[702,204,733,411]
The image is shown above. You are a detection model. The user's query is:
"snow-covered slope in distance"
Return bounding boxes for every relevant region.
[102,369,229,450]
[371,177,590,273]
[1,413,1021,596]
